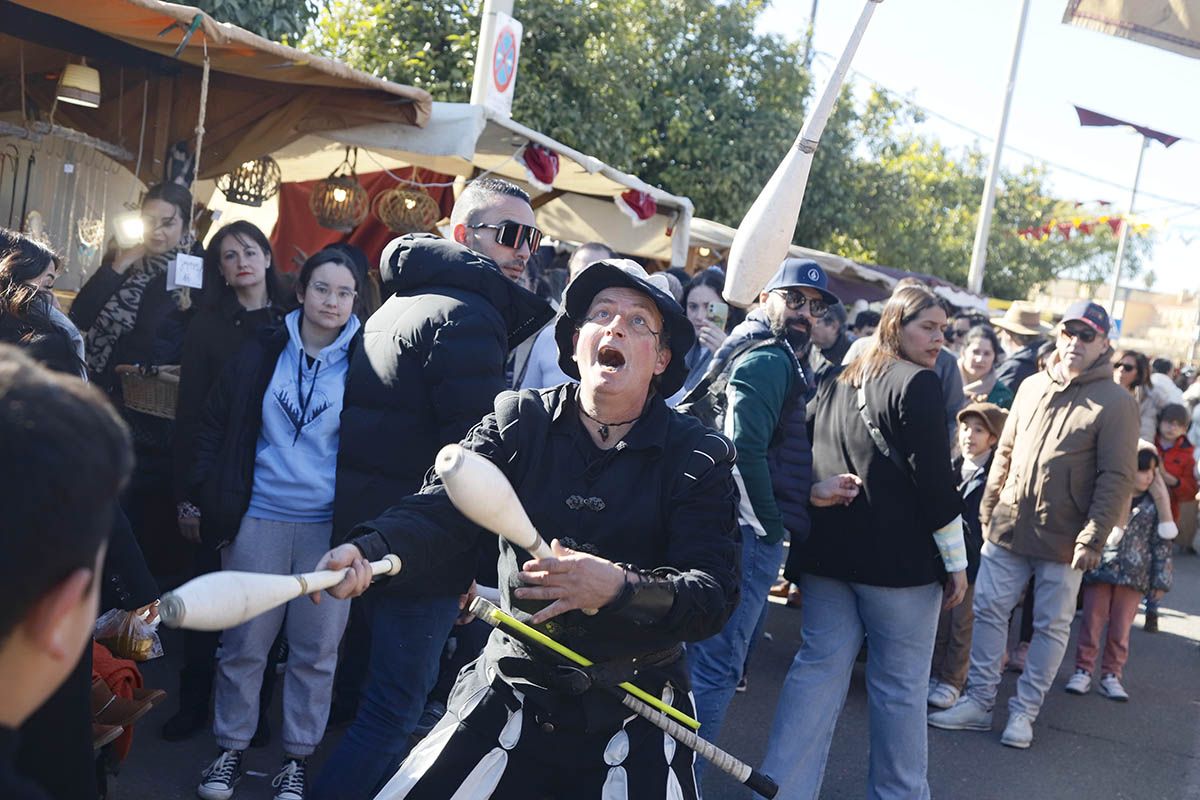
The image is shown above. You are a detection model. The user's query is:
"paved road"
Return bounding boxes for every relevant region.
[118,555,1200,799]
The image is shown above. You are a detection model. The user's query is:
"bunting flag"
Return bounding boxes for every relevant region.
[516,144,559,193]
[1074,106,1182,147]
[615,189,657,225]
[1015,213,1152,241]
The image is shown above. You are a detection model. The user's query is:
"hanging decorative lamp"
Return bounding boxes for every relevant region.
[57,60,101,108]
[374,186,441,234]
[309,149,368,231]
[216,155,282,207]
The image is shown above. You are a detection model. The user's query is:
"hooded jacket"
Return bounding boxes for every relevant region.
[188,312,362,548]
[980,348,1139,563]
[248,309,360,522]
[333,235,553,548]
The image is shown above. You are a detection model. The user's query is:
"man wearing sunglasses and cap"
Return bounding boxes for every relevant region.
[318,178,554,800]
[317,260,741,799]
[930,300,1138,750]
[686,258,860,757]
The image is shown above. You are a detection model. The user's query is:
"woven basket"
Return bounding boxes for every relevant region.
[117,365,181,419]
[374,187,441,234]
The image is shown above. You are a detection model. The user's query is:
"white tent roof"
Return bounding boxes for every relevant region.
[214,102,694,263]
[687,218,895,288]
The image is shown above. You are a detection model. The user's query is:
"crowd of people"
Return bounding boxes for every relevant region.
[0,173,1197,800]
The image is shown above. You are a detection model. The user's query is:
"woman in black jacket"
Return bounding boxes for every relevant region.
[761,285,968,800]
[162,220,286,741]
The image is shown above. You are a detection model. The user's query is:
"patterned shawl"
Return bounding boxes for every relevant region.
[84,246,188,375]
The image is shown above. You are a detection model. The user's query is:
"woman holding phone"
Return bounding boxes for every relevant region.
[679,268,729,396]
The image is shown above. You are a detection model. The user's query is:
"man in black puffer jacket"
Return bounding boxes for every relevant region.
[315,179,553,800]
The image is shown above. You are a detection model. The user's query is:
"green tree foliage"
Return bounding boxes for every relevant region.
[797,89,1147,299]
[295,1,1145,299]
[191,0,317,44]
[304,0,809,228]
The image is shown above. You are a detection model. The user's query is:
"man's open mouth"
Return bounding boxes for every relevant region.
[597,346,626,369]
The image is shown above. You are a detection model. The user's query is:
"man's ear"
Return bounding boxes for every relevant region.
[571,329,579,361]
[759,291,771,306]
[21,569,94,661]
[453,224,468,245]
[654,347,671,376]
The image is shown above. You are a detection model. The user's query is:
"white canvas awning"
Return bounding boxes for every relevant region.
[687,217,895,289]
[1063,0,1200,59]
[213,102,694,264]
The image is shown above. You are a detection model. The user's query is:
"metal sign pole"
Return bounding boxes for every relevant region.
[966,0,1031,296]
[1107,134,1148,319]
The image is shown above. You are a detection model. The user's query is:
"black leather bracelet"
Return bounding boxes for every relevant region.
[603,563,677,625]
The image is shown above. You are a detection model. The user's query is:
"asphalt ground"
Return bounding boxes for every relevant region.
[115,554,1200,799]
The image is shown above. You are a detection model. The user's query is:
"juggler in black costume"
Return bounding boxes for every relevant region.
[347,264,741,799]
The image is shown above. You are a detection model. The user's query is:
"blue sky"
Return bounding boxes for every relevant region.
[756,0,1200,294]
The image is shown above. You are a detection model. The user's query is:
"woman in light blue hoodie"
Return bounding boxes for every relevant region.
[190,248,366,800]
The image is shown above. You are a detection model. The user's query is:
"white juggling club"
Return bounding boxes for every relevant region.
[159,555,402,631]
[723,0,883,307]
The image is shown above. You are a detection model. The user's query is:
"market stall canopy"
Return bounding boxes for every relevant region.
[688,217,895,289]
[1063,0,1200,59]
[225,102,695,264]
[1,0,431,183]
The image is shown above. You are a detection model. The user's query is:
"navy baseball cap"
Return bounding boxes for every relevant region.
[762,258,839,305]
[1061,300,1110,336]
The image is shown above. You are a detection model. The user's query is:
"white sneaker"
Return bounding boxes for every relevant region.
[198,749,243,800]
[1097,674,1129,702]
[1000,711,1034,749]
[927,695,993,731]
[1064,669,1091,695]
[927,681,961,709]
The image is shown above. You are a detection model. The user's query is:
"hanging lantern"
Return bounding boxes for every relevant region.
[77,217,106,249]
[373,186,441,234]
[57,61,101,108]
[309,149,369,232]
[216,155,282,207]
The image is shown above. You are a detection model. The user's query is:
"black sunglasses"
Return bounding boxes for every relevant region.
[1060,323,1098,344]
[1115,363,1136,372]
[468,221,543,252]
[773,289,828,316]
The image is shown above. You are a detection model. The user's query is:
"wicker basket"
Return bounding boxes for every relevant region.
[117,364,181,419]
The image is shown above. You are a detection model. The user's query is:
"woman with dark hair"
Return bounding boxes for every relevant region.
[0,228,84,374]
[1113,349,1156,439]
[162,220,287,741]
[958,324,1014,409]
[188,248,366,800]
[762,285,968,798]
[678,267,730,396]
[70,182,198,388]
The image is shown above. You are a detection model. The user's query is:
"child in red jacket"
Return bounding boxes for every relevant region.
[1149,404,1195,631]
[1156,404,1197,530]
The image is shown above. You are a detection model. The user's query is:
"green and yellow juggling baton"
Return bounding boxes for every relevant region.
[470,597,779,799]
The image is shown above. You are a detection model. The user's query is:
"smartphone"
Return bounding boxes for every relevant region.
[707,300,729,331]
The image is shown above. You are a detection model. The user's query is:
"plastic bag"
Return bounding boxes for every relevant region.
[95,608,164,661]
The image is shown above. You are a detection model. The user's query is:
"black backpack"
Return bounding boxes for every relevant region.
[676,337,791,433]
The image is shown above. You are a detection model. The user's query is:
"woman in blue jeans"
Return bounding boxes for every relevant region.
[760,285,968,799]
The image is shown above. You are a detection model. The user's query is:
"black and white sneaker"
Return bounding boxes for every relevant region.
[198,749,243,800]
[272,757,307,800]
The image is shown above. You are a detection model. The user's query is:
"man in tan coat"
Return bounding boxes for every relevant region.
[929,300,1138,749]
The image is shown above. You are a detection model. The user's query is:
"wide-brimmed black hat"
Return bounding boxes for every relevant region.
[555,259,695,396]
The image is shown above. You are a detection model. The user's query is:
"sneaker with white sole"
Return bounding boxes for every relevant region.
[927,681,961,709]
[927,695,993,731]
[1064,669,1091,695]
[272,757,307,800]
[1097,673,1129,702]
[1000,711,1034,749]
[198,749,243,800]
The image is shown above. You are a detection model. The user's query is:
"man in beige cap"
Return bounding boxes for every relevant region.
[991,301,1047,395]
